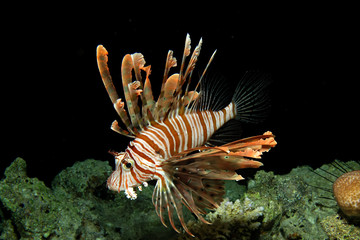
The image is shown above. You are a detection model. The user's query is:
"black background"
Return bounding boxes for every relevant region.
[2,7,358,185]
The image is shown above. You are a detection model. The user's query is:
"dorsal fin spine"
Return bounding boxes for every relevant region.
[98,34,220,137]
[96,45,135,136]
[185,49,217,114]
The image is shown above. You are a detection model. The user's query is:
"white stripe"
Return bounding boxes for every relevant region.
[202,111,211,138]
[127,145,154,169]
[224,102,235,121]
[214,111,221,129]
[149,125,171,158]
[176,116,187,152]
[140,129,168,158]
[193,113,203,146]
[185,114,195,148]
[167,117,180,154]
[206,111,215,132]
[145,130,168,159]
[158,121,176,157]
[132,139,156,159]
[218,110,225,126]
[203,111,210,136]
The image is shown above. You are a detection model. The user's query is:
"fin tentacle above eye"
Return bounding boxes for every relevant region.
[155,74,179,121]
[96,45,119,104]
[122,54,142,130]
[96,45,135,136]
[141,65,155,124]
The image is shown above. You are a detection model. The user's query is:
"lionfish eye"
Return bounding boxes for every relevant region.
[122,158,134,170]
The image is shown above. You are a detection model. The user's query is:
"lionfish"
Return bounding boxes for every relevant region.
[96,34,276,236]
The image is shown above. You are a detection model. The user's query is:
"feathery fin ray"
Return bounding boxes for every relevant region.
[156,131,276,235]
[97,35,276,237]
[96,34,216,137]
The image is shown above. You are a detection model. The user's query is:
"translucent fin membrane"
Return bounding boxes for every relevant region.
[232,71,271,123]
[157,131,276,236]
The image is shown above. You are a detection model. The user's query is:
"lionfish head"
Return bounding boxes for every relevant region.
[107,151,143,199]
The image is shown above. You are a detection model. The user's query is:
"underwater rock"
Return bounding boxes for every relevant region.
[224,180,247,202]
[51,159,176,240]
[320,214,360,240]
[246,166,334,239]
[0,158,60,239]
[1,158,359,239]
[177,160,360,239]
[248,161,360,239]
[178,197,264,240]
[0,157,177,240]
[51,158,112,199]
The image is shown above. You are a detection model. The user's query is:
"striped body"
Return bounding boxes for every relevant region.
[97,35,276,236]
[108,102,236,192]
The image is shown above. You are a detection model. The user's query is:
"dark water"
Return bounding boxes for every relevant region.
[2,10,357,186]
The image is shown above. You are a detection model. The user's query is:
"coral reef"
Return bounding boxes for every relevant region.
[320,214,360,240]
[178,197,264,240]
[177,161,360,239]
[333,170,360,217]
[0,158,176,240]
[246,167,333,239]
[1,158,360,239]
[0,158,59,239]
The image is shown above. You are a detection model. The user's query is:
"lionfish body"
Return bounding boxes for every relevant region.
[96,34,276,236]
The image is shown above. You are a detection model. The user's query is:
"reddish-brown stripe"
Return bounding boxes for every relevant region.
[231,102,236,117]
[136,134,161,154]
[130,167,141,184]
[173,116,184,153]
[146,128,166,157]
[221,108,228,122]
[164,118,180,155]
[209,110,218,131]
[113,165,123,192]
[196,111,208,141]
[153,122,175,156]
[180,115,192,150]
[129,140,155,164]
[127,150,155,175]
[153,172,165,181]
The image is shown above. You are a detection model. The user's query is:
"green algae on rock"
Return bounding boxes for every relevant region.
[320,214,360,240]
[0,158,59,239]
[0,157,177,240]
[177,161,360,239]
[1,158,359,239]
[178,197,264,240]
[246,166,335,239]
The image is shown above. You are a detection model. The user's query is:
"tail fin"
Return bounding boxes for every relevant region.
[232,71,271,123]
